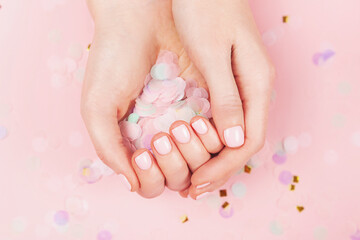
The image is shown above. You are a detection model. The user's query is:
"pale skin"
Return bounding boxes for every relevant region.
[82,0,274,199]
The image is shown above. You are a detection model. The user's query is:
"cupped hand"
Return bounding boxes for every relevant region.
[172,0,275,199]
[82,0,210,198]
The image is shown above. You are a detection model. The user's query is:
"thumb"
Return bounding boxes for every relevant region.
[195,51,245,148]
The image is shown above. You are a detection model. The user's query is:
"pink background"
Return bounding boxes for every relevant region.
[1,0,360,239]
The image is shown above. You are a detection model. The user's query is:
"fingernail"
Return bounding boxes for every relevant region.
[224,125,244,148]
[195,192,209,200]
[135,151,152,170]
[171,124,191,143]
[118,174,131,191]
[191,119,208,135]
[196,182,210,189]
[153,136,172,155]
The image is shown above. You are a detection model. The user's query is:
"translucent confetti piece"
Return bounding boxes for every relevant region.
[219,204,234,218]
[128,113,139,123]
[97,230,112,240]
[175,106,196,123]
[119,121,142,141]
[91,158,114,176]
[67,43,83,60]
[313,49,335,66]
[231,182,247,198]
[297,206,304,212]
[351,229,360,240]
[272,151,287,164]
[54,211,69,226]
[219,189,227,197]
[11,216,28,233]
[180,215,189,223]
[313,226,328,240]
[65,196,88,216]
[150,63,170,80]
[269,221,284,235]
[78,159,102,184]
[279,170,293,185]
[0,125,8,140]
[352,131,360,147]
[153,111,176,133]
[283,136,299,154]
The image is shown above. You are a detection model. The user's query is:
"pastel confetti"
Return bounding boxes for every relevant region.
[283,136,299,154]
[351,229,360,240]
[119,52,211,151]
[313,226,328,240]
[231,182,247,198]
[54,210,69,226]
[0,125,8,140]
[97,230,112,240]
[279,170,293,185]
[219,204,234,218]
[269,221,284,235]
[272,151,287,164]
[313,49,335,66]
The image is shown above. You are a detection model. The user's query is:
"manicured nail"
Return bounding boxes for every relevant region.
[196,192,209,200]
[153,136,172,155]
[171,124,191,143]
[224,125,244,148]
[118,174,131,191]
[135,151,152,170]
[196,182,210,189]
[191,119,208,135]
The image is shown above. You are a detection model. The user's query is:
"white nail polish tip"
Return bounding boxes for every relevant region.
[118,174,132,191]
[196,182,210,189]
[196,192,209,200]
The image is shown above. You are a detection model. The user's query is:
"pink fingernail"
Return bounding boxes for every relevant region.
[196,192,209,200]
[171,124,190,143]
[196,182,210,189]
[135,151,152,170]
[118,174,131,191]
[191,119,208,135]
[224,126,244,148]
[153,136,172,155]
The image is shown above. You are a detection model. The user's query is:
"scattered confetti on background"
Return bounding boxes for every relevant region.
[1,0,360,239]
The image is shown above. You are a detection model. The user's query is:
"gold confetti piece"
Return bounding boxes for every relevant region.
[82,167,90,176]
[283,16,289,23]
[293,175,299,183]
[219,189,227,197]
[222,201,229,209]
[290,184,296,191]
[297,206,304,212]
[180,214,188,223]
[244,165,252,174]
[87,43,91,51]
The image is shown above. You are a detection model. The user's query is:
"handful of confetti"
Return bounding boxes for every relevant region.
[119,50,211,151]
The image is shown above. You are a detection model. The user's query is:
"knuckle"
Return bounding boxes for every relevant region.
[213,93,243,112]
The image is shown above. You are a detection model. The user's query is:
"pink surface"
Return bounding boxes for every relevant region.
[1,0,360,239]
